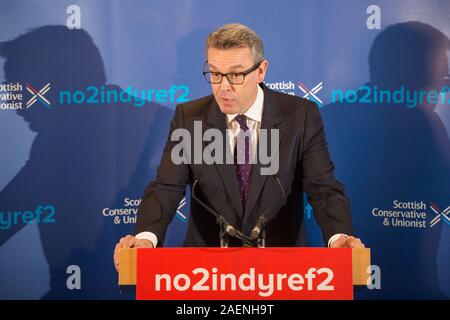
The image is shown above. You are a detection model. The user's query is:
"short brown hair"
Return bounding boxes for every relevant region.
[205,23,265,63]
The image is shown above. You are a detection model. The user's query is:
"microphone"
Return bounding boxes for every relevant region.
[192,180,235,234]
[191,179,253,246]
[250,175,287,241]
[250,215,266,240]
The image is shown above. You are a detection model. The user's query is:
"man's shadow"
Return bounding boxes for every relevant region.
[0,25,173,299]
[321,21,450,299]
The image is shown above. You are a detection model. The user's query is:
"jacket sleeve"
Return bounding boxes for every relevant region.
[300,101,353,244]
[135,104,190,246]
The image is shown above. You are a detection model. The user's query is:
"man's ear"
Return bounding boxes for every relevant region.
[257,60,269,83]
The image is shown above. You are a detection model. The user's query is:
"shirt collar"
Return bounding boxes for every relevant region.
[226,85,264,124]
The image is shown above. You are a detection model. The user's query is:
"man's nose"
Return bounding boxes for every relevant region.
[220,76,232,91]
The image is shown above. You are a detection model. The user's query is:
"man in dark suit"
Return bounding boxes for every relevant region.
[114,23,364,271]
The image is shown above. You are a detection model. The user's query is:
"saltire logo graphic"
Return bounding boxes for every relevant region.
[176,197,188,223]
[298,82,323,106]
[25,83,51,109]
[429,203,450,227]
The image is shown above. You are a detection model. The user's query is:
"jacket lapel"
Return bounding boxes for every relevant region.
[205,99,243,218]
[243,86,285,224]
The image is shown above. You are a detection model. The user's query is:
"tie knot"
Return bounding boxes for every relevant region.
[234,115,249,131]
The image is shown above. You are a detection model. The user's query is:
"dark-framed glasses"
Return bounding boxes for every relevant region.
[203,60,263,85]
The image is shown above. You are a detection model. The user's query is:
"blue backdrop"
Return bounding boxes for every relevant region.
[0,0,448,299]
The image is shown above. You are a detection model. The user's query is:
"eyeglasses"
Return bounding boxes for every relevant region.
[203,60,263,85]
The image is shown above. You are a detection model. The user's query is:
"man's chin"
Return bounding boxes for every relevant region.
[217,103,239,115]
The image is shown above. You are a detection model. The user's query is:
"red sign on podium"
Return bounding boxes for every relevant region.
[136,248,353,300]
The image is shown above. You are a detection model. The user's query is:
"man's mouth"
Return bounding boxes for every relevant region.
[221,97,234,103]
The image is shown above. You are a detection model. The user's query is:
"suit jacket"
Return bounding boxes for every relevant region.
[136,83,353,247]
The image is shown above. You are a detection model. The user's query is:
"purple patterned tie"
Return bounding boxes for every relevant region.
[234,115,252,208]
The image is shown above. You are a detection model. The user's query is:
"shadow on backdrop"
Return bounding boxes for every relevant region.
[322,21,450,299]
[156,28,213,248]
[174,28,211,100]
[0,25,173,299]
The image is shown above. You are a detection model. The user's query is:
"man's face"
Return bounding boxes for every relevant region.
[207,47,268,114]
